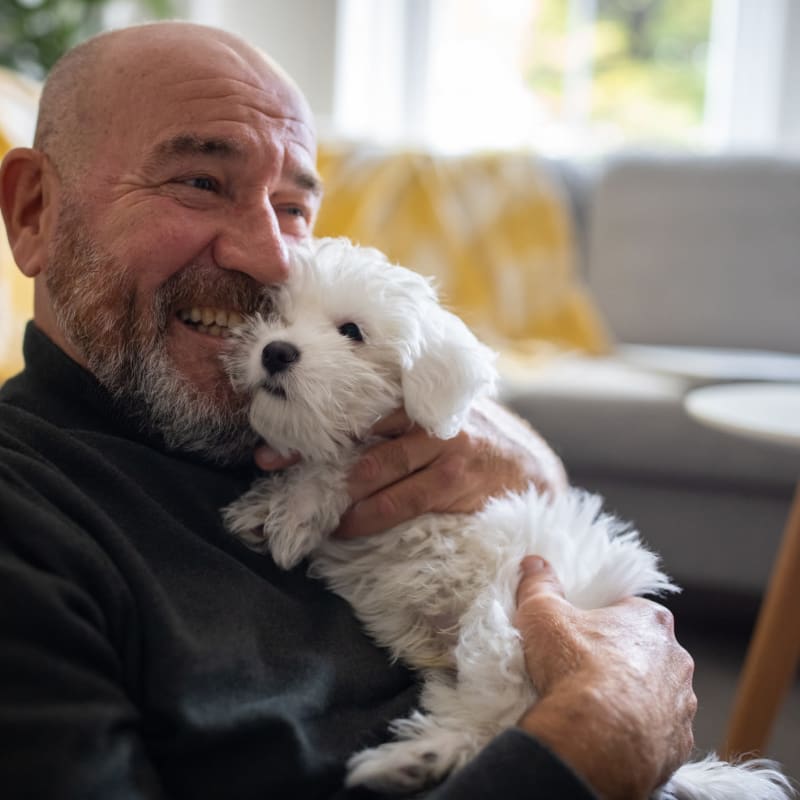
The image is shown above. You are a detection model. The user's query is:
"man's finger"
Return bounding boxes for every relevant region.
[337,470,435,538]
[346,428,444,503]
[338,449,485,538]
[516,557,567,606]
[368,408,415,438]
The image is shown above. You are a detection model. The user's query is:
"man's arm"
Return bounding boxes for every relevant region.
[0,472,169,800]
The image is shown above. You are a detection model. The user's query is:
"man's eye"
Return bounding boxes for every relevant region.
[281,205,307,219]
[184,176,217,192]
[337,322,363,342]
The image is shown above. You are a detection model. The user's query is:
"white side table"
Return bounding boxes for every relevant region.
[685,383,800,759]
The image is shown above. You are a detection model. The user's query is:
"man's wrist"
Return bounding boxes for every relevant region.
[518,685,651,800]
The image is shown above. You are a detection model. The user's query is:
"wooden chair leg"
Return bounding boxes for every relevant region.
[722,482,800,759]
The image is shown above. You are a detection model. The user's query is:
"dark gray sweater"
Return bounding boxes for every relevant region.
[0,324,596,799]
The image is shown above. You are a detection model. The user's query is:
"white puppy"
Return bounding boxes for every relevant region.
[223,237,792,799]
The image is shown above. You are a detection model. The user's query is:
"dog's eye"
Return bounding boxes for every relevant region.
[337,322,363,342]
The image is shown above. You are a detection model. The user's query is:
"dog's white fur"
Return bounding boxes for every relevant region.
[223,238,793,799]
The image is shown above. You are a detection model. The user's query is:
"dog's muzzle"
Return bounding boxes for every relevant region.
[261,341,300,375]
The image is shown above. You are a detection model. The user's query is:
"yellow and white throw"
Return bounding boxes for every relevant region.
[315,143,610,360]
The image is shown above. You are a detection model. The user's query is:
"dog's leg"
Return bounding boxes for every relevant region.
[346,578,535,794]
[223,464,350,569]
[345,680,487,794]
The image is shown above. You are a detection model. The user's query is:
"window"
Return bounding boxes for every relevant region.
[332,0,800,155]
[526,0,712,152]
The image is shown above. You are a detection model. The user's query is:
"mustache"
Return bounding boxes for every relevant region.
[152,265,277,332]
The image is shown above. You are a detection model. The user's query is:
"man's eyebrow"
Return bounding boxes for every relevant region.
[148,134,244,167]
[294,169,323,197]
[147,133,323,196]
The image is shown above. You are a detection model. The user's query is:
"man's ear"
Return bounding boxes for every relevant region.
[0,148,58,278]
[401,303,498,440]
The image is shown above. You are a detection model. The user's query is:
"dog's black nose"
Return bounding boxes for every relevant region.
[261,341,300,375]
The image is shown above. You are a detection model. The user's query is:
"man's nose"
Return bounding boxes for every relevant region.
[213,202,291,284]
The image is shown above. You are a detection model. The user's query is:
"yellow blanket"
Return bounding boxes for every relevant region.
[0,127,34,381]
[314,143,610,357]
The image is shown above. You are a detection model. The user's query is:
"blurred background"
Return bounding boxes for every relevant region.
[1,0,799,788]
[2,0,799,155]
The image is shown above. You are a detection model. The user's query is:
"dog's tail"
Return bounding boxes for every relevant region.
[655,754,795,800]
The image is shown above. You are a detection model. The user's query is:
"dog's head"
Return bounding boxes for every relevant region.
[225,237,497,461]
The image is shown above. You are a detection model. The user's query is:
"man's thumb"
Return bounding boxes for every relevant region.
[517,556,566,605]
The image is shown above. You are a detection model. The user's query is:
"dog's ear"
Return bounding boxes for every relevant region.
[402,303,498,439]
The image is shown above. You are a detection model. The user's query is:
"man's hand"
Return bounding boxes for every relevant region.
[335,397,567,538]
[253,398,566,538]
[515,557,697,800]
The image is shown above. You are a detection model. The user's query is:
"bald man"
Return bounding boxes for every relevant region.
[0,22,695,800]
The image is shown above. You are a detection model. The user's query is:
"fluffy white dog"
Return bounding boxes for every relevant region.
[223,237,792,799]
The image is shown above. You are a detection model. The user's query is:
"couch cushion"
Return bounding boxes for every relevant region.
[587,155,800,353]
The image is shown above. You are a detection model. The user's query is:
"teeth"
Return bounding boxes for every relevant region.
[179,306,247,333]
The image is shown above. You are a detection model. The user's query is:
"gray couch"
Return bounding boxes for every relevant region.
[500,154,800,622]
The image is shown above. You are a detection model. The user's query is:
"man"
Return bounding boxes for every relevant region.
[0,21,695,799]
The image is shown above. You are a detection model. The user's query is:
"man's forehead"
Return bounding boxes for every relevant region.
[104,68,316,164]
[95,26,315,137]
[123,66,310,127]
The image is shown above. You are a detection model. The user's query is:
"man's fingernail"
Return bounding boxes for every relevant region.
[254,447,279,468]
[521,556,547,575]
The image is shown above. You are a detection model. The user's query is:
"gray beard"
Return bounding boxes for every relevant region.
[45,201,269,465]
[123,344,260,465]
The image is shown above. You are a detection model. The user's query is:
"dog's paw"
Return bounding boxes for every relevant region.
[227,505,320,568]
[222,475,327,566]
[222,496,270,543]
[346,740,454,794]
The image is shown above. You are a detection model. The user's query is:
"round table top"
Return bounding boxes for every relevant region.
[685,382,800,448]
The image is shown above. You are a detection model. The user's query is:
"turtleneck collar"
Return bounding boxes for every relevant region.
[1,322,257,472]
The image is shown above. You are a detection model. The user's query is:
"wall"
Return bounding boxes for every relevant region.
[184,0,339,125]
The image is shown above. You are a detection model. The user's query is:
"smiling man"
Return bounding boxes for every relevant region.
[0,21,695,800]
[11,25,321,461]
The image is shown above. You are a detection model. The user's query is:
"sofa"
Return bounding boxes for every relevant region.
[313,145,800,624]
[500,154,800,622]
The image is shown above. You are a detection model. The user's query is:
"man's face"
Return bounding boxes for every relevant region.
[42,29,321,460]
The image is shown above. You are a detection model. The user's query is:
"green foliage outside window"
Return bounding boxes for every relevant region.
[527,0,713,147]
[0,0,174,80]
